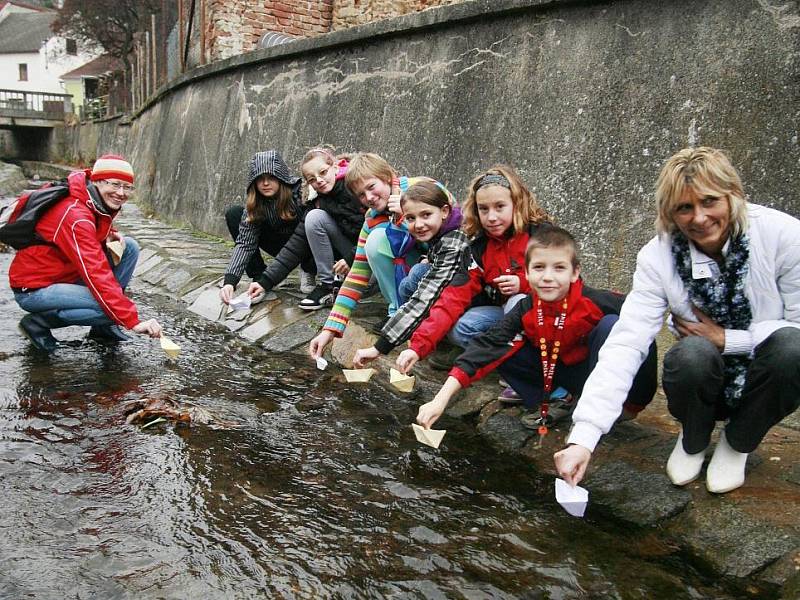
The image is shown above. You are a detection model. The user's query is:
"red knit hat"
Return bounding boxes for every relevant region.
[90,154,134,184]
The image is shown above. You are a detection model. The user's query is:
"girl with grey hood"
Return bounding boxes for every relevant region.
[220,150,315,304]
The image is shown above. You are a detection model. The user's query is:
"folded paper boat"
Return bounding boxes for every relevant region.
[411,423,446,449]
[389,368,415,392]
[343,368,376,383]
[160,335,181,359]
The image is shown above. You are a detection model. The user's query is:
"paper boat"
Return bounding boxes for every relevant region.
[107,239,125,265]
[411,423,446,449]
[555,478,589,518]
[315,356,328,371]
[389,368,415,392]
[343,368,376,383]
[160,335,181,359]
[228,291,252,312]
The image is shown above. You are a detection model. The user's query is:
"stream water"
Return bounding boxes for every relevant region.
[0,248,747,599]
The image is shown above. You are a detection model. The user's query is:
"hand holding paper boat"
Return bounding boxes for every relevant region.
[343,368,376,383]
[160,335,181,359]
[389,367,415,392]
[411,423,446,449]
[228,291,252,312]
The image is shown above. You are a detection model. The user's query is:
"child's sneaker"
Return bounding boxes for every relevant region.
[497,386,523,404]
[546,394,577,424]
[299,285,334,311]
[299,269,316,294]
[427,343,462,371]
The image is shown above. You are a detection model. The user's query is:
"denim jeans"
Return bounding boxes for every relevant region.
[497,314,658,412]
[448,293,526,348]
[398,262,431,305]
[14,236,140,327]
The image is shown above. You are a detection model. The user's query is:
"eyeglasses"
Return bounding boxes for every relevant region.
[100,179,135,194]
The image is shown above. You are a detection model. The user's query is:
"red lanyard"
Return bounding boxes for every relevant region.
[536,296,568,440]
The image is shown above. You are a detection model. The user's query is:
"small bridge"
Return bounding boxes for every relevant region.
[0,89,72,128]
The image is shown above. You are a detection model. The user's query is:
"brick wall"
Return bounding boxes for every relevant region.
[206,1,334,61]
[332,0,463,29]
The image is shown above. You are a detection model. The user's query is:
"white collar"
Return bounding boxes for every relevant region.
[688,238,730,279]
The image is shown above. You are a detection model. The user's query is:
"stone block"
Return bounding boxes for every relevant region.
[589,461,691,527]
[477,411,533,453]
[188,287,226,321]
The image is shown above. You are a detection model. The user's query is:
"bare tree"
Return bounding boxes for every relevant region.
[53,0,161,73]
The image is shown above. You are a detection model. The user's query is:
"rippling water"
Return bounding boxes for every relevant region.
[0,250,744,599]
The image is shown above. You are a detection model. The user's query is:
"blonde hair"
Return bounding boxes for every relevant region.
[245,177,295,223]
[462,164,549,237]
[655,147,747,237]
[344,152,396,194]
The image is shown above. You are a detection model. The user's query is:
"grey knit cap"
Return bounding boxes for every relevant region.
[246,150,300,190]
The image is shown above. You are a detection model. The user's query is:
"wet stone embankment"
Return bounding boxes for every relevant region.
[109,202,800,596]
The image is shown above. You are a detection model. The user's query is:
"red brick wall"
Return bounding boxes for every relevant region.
[333,0,462,29]
[204,0,463,61]
[206,1,334,61]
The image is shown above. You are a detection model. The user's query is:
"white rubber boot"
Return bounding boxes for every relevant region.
[666,430,707,486]
[706,429,748,494]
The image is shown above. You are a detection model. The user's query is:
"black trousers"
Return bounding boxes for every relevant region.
[224,205,315,279]
[662,327,800,454]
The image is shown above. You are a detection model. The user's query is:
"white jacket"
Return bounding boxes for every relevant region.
[569,203,800,452]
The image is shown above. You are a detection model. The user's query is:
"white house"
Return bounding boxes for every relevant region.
[0,1,99,101]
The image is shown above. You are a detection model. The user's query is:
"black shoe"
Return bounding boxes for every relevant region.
[88,324,132,342]
[19,313,58,353]
[427,344,462,371]
[371,315,390,334]
[299,285,334,311]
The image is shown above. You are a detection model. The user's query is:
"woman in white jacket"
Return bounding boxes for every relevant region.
[555,147,800,494]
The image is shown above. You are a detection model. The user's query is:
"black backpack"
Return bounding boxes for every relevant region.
[0,180,70,249]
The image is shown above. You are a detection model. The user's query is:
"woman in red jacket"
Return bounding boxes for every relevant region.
[10,155,162,352]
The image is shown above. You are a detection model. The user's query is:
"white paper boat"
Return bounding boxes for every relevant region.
[107,239,125,265]
[555,478,589,518]
[315,356,328,371]
[389,368,415,392]
[160,335,181,359]
[343,368,375,383]
[228,291,252,311]
[411,423,446,449]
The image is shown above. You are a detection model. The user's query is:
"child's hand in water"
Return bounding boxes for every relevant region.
[396,349,420,374]
[417,396,448,429]
[493,274,520,296]
[353,346,379,368]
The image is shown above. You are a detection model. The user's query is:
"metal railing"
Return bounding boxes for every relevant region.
[0,89,73,120]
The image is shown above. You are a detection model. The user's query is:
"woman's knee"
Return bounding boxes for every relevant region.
[663,336,723,382]
[755,327,800,370]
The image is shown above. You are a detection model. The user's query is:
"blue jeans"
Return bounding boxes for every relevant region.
[448,293,526,348]
[14,236,140,327]
[398,262,431,305]
[498,314,658,411]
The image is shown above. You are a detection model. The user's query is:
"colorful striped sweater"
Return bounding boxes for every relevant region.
[322,176,451,336]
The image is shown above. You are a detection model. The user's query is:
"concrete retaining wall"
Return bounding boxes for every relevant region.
[68,0,800,290]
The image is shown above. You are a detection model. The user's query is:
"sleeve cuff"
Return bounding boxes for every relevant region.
[723,329,754,356]
[223,274,240,288]
[375,336,394,355]
[566,421,603,453]
[449,367,471,389]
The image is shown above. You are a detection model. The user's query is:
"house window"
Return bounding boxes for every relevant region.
[18,64,28,81]
[65,39,77,55]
